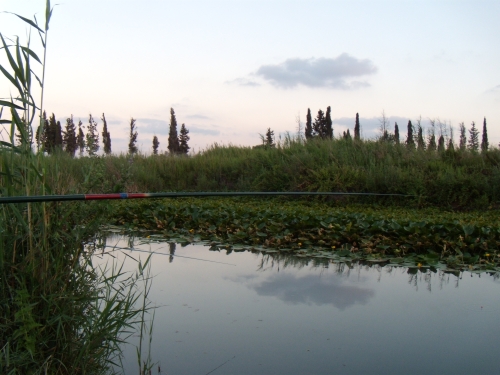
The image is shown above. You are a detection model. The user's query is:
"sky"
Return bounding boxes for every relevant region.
[1,0,499,154]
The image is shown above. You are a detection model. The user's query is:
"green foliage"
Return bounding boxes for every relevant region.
[33,137,500,210]
[1,6,154,374]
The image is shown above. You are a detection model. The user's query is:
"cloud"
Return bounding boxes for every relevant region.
[225,77,261,87]
[247,273,374,310]
[485,84,500,94]
[255,54,377,89]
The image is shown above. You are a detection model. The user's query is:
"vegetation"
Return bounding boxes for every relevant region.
[0,5,154,374]
[112,198,500,272]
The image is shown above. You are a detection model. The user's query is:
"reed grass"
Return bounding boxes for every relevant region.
[1,4,155,374]
[35,136,500,209]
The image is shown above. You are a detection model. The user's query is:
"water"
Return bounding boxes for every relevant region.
[99,235,500,375]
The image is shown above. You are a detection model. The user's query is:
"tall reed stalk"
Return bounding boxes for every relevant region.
[0,3,154,373]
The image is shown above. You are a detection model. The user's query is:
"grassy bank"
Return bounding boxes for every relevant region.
[37,137,500,209]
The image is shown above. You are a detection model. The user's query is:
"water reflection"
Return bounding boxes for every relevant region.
[245,273,375,309]
[97,234,500,375]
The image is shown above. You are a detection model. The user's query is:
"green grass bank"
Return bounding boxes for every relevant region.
[36,137,500,210]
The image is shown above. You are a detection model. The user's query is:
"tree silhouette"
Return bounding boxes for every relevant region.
[102,113,112,155]
[77,120,85,156]
[354,113,360,140]
[394,123,400,144]
[313,109,326,138]
[406,120,415,149]
[128,117,138,154]
[168,108,180,154]
[459,122,466,150]
[265,127,275,147]
[63,115,77,157]
[468,121,479,152]
[481,117,488,152]
[85,114,99,156]
[325,106,333,139]
[178,123,190,154]
[305,108,312,140]
[152,135,159,155]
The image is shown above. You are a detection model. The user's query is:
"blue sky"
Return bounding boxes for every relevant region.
[1,0,499,154]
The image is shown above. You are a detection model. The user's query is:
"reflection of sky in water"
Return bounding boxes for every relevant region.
[240,273,375,309]
[99,235,500,375]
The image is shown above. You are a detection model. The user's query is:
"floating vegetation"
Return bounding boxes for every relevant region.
[111,198,500,272]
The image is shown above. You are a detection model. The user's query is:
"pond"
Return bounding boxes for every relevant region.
[98,234,500,375]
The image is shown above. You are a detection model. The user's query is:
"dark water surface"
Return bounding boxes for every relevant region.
[100,235,500,375]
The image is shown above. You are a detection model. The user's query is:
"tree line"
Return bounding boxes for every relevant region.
[27,108,190,157]
[300,107,491,153]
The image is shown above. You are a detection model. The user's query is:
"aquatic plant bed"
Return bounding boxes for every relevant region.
[112,198,500,272]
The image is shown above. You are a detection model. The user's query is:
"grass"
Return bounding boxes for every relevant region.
[0,5,155,374]
[33,136,500,210]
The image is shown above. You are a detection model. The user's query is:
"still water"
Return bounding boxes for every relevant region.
[99,235,500,375]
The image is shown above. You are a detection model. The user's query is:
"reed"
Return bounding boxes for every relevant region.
[34,136,500,209]
[0,4,154,373]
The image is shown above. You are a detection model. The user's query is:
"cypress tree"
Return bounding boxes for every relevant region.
[77,120,85,156]
[437,135,445,152]
[85,114,99,156]
[325,106,333,139]
[417,125,425,150]
[313,109,326,138]
[427,120,436,151]
[44,113,62,154]
[101,113,112,155]
[459,122,467,150]
[36,111,49,152]
[406,120,415,149]
[481,117,488,152]
[128,118,138,154]
[394,123,400,144]
[178,123,190,154]
[63,115,77,157]
[447,138,454,151]
[428,133,436,151]
[55,120,63,150]
[305,108,313,140]
[168,108,180,154]
[468,121,479,152]
[152,135,159,155]
[265,127,275,148]
[354,113,360,140]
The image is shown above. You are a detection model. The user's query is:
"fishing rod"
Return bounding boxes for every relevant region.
[103,245,237,266]
[0,191,416,204]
